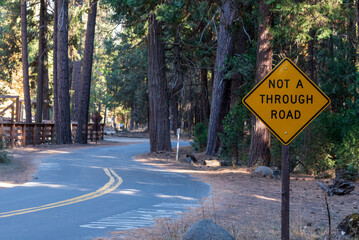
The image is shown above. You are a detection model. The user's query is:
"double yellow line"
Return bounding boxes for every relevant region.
[0,168,123,218]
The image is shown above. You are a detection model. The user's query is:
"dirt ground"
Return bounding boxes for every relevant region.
[1,141,358,239]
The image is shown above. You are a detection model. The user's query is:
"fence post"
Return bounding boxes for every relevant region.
[22,124,26,147]
[32,124,36,146]
[10,124,14,148]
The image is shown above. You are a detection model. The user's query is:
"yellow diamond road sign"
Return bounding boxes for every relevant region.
[243,58,330,145]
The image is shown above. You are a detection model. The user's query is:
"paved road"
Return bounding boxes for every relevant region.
[0,141,210,240]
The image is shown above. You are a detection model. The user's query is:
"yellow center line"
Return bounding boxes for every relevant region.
[0,168,123,218]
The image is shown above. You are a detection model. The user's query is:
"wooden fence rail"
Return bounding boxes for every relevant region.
[0,123,104,148]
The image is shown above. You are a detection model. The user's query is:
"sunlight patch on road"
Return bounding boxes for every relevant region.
[0,168,122,218]
[155,194,196,201]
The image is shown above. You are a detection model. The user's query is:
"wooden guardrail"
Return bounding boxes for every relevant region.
[0,123,104,148]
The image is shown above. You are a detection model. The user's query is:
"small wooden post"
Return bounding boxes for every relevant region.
[42,124,46,144]
[22,124,26,146]
[281,144,290,240]
[32,124,36,146]
[50,124,54,143]
[10,124,15,148]
[0,123,3,142]
[15,97,20,122]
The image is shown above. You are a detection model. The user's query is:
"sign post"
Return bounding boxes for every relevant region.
[176,128,180,161]
[242,58,330,240]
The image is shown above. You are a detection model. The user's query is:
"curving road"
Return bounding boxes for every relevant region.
[0,141,210,240]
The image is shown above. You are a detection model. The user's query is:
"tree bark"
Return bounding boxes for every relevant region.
[248,0,272,166]
[71,0,83,122]
[53,0,59,135]
[75,0,98,144]
[20,0,31,123]
[206,0,238,155]
[200,68,210,124]
[148,12,172,152]
[230,28,246,107]
[57,0,72,144]
[35,0,46,123]
[42,0,50,120]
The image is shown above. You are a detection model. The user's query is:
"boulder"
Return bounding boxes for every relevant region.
[183,157,194,164]
[204,160,221,167]
[186,154,197,163]
[254,166,273,177]
[337,213,359,237]
[182,219,234,240]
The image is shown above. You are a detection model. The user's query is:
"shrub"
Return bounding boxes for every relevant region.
[0,141,10,164]
[191,123,208,152]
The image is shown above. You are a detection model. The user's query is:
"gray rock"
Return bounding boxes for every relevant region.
[182,219,234,240]
[254,166,273,177]
[184,157,193,164]
[204,160,221,167]
[337,213,359,237]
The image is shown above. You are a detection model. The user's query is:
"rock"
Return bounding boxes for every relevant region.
[186,154,197,163]
[337,213,359,237]
[182,219,234,240]
[220,161,232,166]
[184,157,193,164]
[254,166,273,177]
[204,160,221,167]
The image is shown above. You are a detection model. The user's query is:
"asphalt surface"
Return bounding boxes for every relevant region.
[0,141,210,240]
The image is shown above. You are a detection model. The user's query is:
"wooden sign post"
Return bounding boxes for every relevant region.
[243,58,330,239]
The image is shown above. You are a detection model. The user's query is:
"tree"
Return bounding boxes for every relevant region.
[148,12,172,152]
[57,0,72,144]
[35,0,46,123]
[75,0,98,144]
[206,0,238,155]
[248,0,273,166]
[20,0,31,123]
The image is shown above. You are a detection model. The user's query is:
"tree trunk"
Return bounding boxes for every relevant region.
[148,12,172,152]
[53,0,59,135]
[57,0,72,144]
[71,0,83,122]
[75,0,98,144]
[42,0,50,120]
[248,0,272,166]
[206,0,238,155]
[200,69,210,124]
[230,28,246,107]
[35,0,46,123]
[20,0,31,123]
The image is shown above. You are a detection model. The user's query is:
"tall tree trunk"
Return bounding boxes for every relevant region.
[187,79,193,138]
[172,94,179,134]
[248,0,272,166]
[230,28,246,107]
[200,68,210,124]
[206,0,238,155]
[75,0,98,144]
[53,0,59,133]
[148,12,172,152]
[20,0,31,123]
[42,0,50,120]
[72,0,83,122]
[57,0,72,144]
[35,0,46,123]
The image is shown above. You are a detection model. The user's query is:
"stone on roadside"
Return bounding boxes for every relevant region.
[337,213,359,237]
[182,219,234,240]
[254,166,273,177]
[204,160,221,167]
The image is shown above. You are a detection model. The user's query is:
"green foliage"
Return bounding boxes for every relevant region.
[219,101,250,164]
[0,141,10,164]
[191,123,208,152]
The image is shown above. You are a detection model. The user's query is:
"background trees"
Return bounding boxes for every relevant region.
[0,0,358,174]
